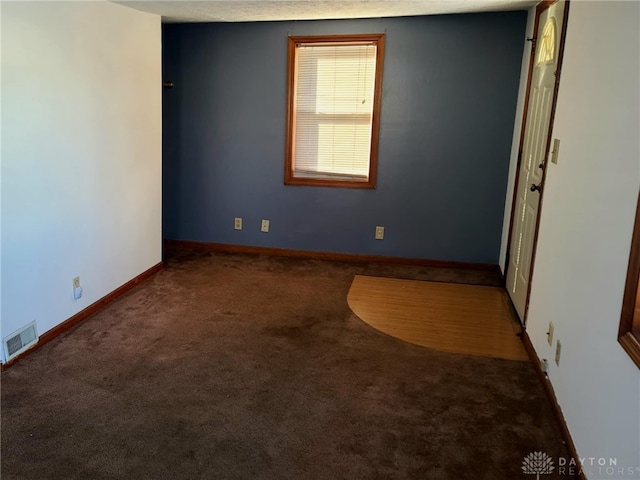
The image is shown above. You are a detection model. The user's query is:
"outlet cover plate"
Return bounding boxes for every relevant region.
[555,340,562,366]
[547,322,554,346]
[234,217,242,230]
[375,226,384,240]
[261,219,270,233]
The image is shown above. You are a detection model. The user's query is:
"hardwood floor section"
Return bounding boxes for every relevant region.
[347,276,528,361]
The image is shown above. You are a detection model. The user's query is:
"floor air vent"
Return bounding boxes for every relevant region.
[4,321,38,361]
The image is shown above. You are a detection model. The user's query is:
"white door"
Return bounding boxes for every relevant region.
[507,1,566,321]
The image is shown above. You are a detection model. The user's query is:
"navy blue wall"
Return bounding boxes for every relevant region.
[162,12,526,264]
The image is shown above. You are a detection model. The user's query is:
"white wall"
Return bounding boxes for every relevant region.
[519,1,640,474]
[0,4,4,345]
[1,1,161,361]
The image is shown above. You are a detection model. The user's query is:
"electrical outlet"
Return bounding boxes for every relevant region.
[541,358,549,373]
[555,340,562,366]
[547,322,554,346]
[72,276,83,300]
[375,226,385,240]
[234,217,242,230]
[261,219,270,233]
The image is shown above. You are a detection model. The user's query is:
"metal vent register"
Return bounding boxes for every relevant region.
[4,321,38,360]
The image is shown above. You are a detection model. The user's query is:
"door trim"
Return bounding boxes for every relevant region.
[504,0,571,326]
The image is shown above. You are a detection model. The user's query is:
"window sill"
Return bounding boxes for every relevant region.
[285,177,376,189]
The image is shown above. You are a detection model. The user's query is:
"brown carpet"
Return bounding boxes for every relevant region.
[1,246,573,480]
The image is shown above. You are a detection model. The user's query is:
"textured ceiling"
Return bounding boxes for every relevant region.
[115,0,534,23]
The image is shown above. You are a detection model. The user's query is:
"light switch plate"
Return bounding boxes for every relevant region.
[551,138,560,164]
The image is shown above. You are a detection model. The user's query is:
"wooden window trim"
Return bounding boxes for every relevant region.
[619,191,640,369]
[284,34,385,189]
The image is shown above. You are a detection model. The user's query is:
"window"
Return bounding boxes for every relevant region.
[536,18,556,65]
[619,191,640,369]
[285,34,385,188]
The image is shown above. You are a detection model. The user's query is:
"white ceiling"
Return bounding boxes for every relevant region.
[115,0,535,23]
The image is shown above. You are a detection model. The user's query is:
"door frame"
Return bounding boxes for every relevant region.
[504,0,571,326]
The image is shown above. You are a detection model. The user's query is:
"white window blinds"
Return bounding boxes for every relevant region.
[292,42,378,181]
